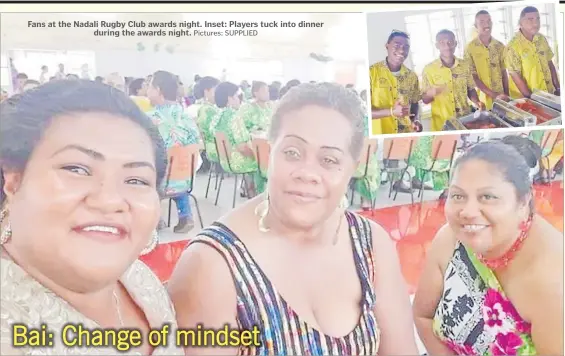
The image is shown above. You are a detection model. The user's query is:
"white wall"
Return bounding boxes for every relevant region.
[366,11,414,69]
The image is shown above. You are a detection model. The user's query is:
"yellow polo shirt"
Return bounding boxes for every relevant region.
[422,58,475,131]
[130,95,153,113]
[505,31,555,98]
[369,61,420,135]
[464,37,506,109]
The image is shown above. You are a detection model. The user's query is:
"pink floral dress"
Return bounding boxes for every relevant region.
[432,242,536,355]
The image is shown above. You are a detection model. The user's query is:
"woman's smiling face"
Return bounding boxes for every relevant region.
[3,111,161,292]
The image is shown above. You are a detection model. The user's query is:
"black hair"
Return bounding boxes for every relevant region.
[501,135,542,169]
[436,29,456,41]
[0,80,167,204]
[66,74,79,80]
[151,70,178,101]
[387,30,410,44]
[453,140,534,211]
[128,78,145,96]
[214,82,239,108]
[520,6,539,18]
[94,76,104,83]
[16,73,28,80]
[194,74,201,82]
[194,76,220,100]
[269,85,280,101]
[251,81,268,98]
[269,82,366,159]
[271,81,282,89]
[41,65,48,71]
[475,10,490,19]
[285,79,300,88]
[24,79,40,86]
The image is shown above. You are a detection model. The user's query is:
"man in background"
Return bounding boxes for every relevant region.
[15,73,28,94]
[505,6,560,98]
[55,63,65,80]
[464,10,509,109]
[422,29,484,131]
[369,30,421,135]
[147,70,201,234]
[39,65,49,84]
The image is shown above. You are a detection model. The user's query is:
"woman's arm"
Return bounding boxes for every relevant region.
[412,225,455,356]
[168,243,240,355]
[369,222,419,355]
[529,278,564,354]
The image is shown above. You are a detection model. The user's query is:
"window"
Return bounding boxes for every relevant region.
[9,49,96,81]
[0,54,10,90]
[462,6,508,43]
[405,10,459,75]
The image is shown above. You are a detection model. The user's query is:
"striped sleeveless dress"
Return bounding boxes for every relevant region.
[189,211,381,355]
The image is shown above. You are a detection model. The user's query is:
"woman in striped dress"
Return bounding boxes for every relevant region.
[168,83,418,355]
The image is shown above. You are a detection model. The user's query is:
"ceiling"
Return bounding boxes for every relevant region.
[1,12,368,61]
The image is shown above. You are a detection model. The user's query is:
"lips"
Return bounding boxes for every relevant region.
[285,190,321,203]
[72,223,128,242]
[461,224,490,233]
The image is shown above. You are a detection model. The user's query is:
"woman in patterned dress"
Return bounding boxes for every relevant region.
[169,83,418,356]
[354,106,381,210]
[0,80,182,355]
[210,82,259,197]
[413,138,563,355]
[194,76,220,163]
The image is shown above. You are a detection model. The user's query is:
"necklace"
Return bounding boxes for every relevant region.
[113,289,124,327]
[476,217,532,270]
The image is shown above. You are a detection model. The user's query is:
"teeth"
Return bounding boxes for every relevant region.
[462,225,488,232]
[82,225,119,234]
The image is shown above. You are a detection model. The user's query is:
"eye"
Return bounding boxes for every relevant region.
[481,194,497,201]
[62,165,90,176]
[449,193,464,201]
[322,157,338,165]
[283,148,301,159]
[125,178,150,186]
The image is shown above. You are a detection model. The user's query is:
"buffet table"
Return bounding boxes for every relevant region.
[443,90,561,131]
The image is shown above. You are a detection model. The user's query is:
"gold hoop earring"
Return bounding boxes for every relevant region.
[140,230,159,256]
[254,193,270,233]
[0,207,12,245]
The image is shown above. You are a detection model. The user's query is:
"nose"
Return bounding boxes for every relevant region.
[291,164,322,185]
[85,178,129,214]
[458,199,482,220]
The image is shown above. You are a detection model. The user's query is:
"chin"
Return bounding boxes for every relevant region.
[458,231,493,254]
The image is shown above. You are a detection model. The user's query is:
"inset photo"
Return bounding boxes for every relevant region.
[365,1,561,136]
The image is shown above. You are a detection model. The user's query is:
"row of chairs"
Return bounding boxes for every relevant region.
[161,129,563,230]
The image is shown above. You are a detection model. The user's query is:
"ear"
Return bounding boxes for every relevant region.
[2,168,23,203]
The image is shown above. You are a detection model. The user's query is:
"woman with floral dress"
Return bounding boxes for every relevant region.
[211,82,260,197]
[353,105,381,210]
[413,138,563,355]
[195,76,220,163]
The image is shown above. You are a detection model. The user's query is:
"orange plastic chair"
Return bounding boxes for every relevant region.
[418,134,459,203]
[163,143,204,228]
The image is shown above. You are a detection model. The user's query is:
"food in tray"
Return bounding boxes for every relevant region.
[464,120,498,130]
[514,101,553,123]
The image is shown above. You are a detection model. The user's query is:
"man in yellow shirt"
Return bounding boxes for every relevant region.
[422,29,485,131]
[505,6,561,98]
[369,30,421,135]
[464,10,509,109]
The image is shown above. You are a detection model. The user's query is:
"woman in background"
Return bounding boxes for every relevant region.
[240,81,273,135]
[169,82,418,356]
[195,76,221,170]
[210,82,258,197]
[129,77,153,112]
[0,80,181,355]
[413,138,563,355]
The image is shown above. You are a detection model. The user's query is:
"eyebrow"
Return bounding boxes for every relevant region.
[283,135,344,153]
[450,184,497,191]
[51,144,156,171]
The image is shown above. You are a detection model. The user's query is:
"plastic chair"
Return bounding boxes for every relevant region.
[214,132,258,208]
[350,138,378,209]
[382,136,418,204]
[163,143,204,228]
[417,134,459,203]
[251,138,271,179]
